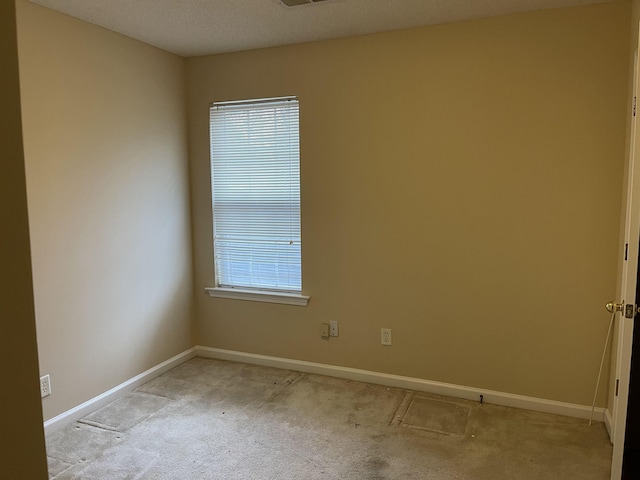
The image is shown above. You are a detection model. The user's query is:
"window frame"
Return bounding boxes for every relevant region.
[205,96,309,306]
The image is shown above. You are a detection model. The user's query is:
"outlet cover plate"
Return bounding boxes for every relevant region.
[40,374,51,398]
[330,320,339,337]
[321,323,330,338]
[381,328,392,346]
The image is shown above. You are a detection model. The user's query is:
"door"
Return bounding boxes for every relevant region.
[611,47,640,480]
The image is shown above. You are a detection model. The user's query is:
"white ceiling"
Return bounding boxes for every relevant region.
[30,0,618,58]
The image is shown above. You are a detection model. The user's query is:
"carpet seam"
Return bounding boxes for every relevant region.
[257,371,306,409]
[389,391,414,427]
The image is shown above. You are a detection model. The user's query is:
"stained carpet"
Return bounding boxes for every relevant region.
[45,357,612,479]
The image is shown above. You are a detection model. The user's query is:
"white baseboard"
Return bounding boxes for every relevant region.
[196,346,606,423]
[43,347,198,435]
[44,345,607,436]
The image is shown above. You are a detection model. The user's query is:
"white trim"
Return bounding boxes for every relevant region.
[205,287,310,306]
[605,408,614,443]
[611,42,640,480]
[43,347,197,435]
[196,346,606,422]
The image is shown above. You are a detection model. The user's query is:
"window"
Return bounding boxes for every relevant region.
[206,96,308,306]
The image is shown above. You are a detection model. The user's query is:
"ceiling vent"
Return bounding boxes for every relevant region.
[278,0,330,7]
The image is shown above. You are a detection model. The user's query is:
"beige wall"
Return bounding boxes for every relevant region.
[188,2,630,407]
[0,1,48,476]
[16,1,194,420]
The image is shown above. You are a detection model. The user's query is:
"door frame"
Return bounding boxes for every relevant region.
[611,44,640,480]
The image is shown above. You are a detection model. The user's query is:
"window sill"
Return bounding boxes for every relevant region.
[205,287,310,306]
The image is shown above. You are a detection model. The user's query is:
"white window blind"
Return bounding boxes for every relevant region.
[209,97,301,293]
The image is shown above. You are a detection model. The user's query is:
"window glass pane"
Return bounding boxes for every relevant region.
[210,97,301,292]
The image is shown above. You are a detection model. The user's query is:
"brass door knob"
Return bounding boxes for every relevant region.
[605,301,623,313]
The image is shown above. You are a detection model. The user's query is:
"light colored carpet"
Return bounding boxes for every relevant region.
[46,357,612,479]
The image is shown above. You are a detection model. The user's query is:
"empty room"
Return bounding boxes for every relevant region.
[5,0,640,478]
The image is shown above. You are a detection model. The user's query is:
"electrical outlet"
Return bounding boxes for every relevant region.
[330,320,339,337]
[40,374,51,398]
[321,323,330,338]
[381,328,392,346]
